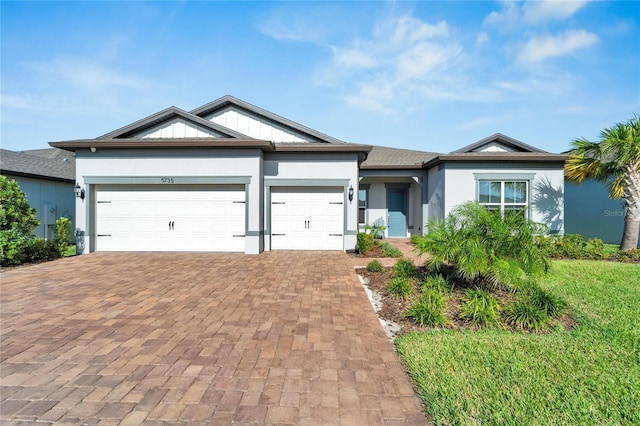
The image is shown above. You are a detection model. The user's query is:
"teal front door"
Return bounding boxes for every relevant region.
[387,188,407,237]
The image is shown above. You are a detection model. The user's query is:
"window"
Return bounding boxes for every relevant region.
[478,180,528,216]
[358,189,367,225]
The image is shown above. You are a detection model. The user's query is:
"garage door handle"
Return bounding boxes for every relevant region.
[272,202,285,205]
[233,235,245,237]
[329,234,343,236]
[272,233,285,236]
[97,234,111,237]
[329,202,343,205]
[232,201,246,204]
[169,221,174,230]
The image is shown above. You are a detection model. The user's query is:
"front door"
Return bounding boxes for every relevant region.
[387,188,407,237]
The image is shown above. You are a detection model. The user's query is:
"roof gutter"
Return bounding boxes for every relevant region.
[49,139,276,152]
[422,154,569,169]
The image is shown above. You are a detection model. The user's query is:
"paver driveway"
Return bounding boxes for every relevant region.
[1,252,426,425]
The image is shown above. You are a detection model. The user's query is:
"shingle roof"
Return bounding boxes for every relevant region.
[360,146,440,169]
[0,148,75,182]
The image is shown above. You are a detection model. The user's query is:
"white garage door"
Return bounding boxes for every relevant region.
[96,186,245,252]
[271,188,344,250]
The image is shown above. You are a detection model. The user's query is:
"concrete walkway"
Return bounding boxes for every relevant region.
[1,252,426,425]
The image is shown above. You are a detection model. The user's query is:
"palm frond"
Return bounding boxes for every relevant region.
[609,174,625,199]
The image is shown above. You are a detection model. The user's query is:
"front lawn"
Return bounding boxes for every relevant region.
[396,260,640,425]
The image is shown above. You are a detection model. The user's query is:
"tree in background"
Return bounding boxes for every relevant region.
[0,176,40,264]
[565,115,640,250]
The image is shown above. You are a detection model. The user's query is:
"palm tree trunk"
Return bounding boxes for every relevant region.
[620,164,640,250]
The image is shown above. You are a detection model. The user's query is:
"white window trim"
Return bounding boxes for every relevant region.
[477,180,530,218]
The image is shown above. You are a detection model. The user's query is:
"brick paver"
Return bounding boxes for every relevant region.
[1,252,426,424]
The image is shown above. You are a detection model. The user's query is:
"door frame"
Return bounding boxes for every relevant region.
[386,183,410,237]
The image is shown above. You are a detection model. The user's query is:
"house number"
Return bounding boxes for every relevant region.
[160,177,175,184]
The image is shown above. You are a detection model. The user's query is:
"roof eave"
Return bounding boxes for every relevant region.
[422,154,569,169]
[49,139,276,151]
[0,169,74,183]
[360,164,424,170]
[273,144,372,153]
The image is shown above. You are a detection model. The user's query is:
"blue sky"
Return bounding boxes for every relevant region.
[1,1,638,153]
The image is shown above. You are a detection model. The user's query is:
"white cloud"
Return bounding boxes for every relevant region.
[386,16,449,44]
[460,116,497,130]
[484,0,589,28]
[518,29,599,62]
[332,46,378,69]
[523,1,589,23]
[476,32,490,46]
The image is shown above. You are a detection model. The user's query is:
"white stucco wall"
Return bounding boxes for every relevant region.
[75,149,264,254]
[6,175,75,240]
[442,163,565,233]
[132,118,222,139]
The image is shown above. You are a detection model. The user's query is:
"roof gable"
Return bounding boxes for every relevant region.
[190,95,347,144]
[98,107,250,139]
[452,133,547,153]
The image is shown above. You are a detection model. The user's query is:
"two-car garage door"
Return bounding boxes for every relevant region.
[96,186,245,252]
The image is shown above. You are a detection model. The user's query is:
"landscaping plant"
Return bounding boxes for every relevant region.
[421,274,453,294]
[504,299,549,331]
[459,288,500,327]
[387,277,413,299]
[380,241,402,257]
[392,258,418,279]
[406,290,447,327]
[356,232,375,254]
[366,259,385,273]
[414,202,550,291]
[55,217,72,256]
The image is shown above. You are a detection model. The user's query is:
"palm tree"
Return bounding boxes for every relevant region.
[565,115,640,250]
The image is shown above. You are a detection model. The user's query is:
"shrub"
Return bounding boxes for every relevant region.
[356,232,375,254]
[406,290,448,326]
[366,260,385,273]
[504,299,549,331]
[414,202,550,291]
[459,288,500,327]
[422,274,453,294]
[364,222,386,238]
[616,248,640,263]
[380,242,402,258]
[387,277,413,299]
[392,258,418,278]
[535,234,605,260]
[55,217,72,256]
[526,285,567,318]
[1,177,41,266]
[21,238,60,263]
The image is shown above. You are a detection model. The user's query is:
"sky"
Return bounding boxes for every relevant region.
[1,1,639,154]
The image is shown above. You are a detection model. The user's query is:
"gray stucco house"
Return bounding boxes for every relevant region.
[50,95,567,254]
[1,148,76,240]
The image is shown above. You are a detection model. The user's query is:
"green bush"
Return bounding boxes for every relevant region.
[406,290,448,326]
[356,232,375,254]
[392,258,418,278]
[21,239,60,263]
[1,176,41,266]
[387,277,413,299]
[504,299,549,331]
[459,288,500,327]
[414,202,550,291]
[55,217,72,256]
[366,260,385,273]
[422,274,453,294]
[526,285,567,318]
[616,248,640,263]
[380,242,402,258]
[535,234,605,260]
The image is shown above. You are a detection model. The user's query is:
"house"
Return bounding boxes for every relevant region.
[50,95,567,254]
[0,148,76,240]
[565,179,639,246]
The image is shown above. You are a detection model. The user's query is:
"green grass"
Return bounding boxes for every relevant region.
[396,260,640,425]
[63,245,76,257]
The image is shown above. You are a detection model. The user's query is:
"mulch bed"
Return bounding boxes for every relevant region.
[356,266,576,335]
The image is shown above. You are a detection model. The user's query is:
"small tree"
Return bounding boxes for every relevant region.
[55,217,72,255]
[0,176,40,265]
[565,115,640,250]
[414,202,550,291]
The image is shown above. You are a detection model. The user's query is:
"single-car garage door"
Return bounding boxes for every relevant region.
[96,186,245,252]
[271,187,344,250]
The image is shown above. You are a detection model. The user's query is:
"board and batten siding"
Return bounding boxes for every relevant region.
[132,118,223,139]
[205,107,312,143]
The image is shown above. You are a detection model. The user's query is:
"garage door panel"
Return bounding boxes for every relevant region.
[96,188,245,252]
[271,188,344,251]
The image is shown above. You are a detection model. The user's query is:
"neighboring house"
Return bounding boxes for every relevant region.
[565,179,639,246]
[50,95,567,254]
[0,148,76,240]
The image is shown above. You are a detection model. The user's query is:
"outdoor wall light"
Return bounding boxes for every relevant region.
[74,183,85,200]
[348,185,354,202]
